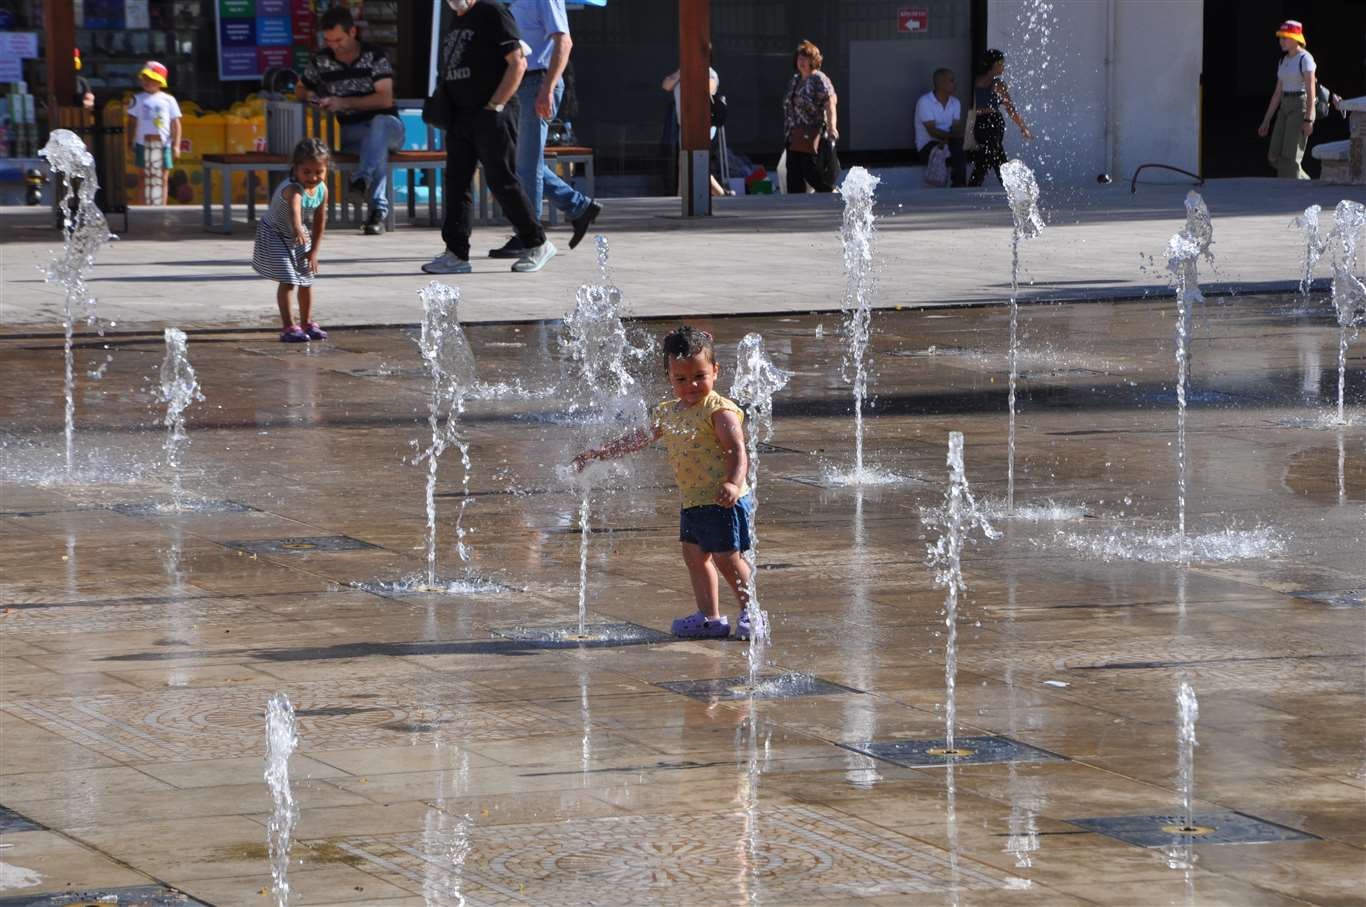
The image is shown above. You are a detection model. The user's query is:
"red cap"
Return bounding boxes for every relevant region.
[140,60,169,86]
[1275,20,1306,45]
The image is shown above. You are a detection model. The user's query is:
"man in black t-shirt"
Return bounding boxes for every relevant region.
[422,0,554,274]
[299,9,404,236]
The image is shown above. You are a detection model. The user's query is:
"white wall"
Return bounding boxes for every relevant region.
[987,0,1202,183]
[849,38,972,151]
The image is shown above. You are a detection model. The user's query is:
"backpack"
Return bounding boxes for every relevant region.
[710,93,728,129]
[1299,54,1333,120]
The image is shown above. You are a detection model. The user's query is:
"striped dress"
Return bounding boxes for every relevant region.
[252,179,326,286]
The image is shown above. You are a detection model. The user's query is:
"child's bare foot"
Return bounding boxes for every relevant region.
[671,611,731,639]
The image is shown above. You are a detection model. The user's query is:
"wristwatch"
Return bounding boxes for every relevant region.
[486,102,505,112]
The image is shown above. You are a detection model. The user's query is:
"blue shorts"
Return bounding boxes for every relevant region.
[135,143,173,170]
[679,494,754,554]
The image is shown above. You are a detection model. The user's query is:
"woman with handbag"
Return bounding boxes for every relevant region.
[1257,20,1321,180]
[783,40,840,193]
[968,49,1031,188]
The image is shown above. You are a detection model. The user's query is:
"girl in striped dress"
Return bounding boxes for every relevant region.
[253,138,330,342]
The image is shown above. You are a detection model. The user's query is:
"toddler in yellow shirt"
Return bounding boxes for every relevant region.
[574,325,755,639]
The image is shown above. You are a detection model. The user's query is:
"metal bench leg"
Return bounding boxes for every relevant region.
[221,165,234,234]
[428,166,439,226]
[247,170,257,224]
[202,164,211,229]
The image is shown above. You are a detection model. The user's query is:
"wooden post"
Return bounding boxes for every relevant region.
[678,0,711,216]
[45,1,77,115]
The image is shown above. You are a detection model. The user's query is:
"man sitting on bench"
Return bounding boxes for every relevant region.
[298,8,403,236]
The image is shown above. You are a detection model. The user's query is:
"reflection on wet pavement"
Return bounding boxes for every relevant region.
[1,297,1362,905]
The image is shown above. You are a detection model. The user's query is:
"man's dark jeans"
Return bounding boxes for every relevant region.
[917,139,966,188]
[441,101,546,260]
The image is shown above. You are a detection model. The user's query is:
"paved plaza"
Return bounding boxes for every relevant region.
[1,181,1364,906]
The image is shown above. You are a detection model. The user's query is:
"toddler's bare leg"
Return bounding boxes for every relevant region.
[681,542,721,620]
[276,284,294,328]
[298,286,313,326]
[713,550,753,612]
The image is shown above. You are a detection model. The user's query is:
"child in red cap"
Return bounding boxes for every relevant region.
[126,61,182,204]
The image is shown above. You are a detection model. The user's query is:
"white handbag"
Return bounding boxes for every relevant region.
[962,109,979,152]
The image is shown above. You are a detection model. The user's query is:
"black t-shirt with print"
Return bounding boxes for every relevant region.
[440,2,522,111]
[301,42,397,125]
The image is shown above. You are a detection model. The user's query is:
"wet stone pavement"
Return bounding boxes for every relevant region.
[0,297,1363,906]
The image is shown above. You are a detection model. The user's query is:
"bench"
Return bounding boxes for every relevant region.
[201,150,447,234]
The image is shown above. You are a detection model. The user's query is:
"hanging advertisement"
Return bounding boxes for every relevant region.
[216,0,317,81]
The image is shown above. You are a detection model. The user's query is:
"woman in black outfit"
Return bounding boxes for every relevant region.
[969,49,1031,187]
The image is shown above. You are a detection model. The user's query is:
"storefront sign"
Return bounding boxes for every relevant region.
[0,31,39,58]
[897,7,928,33]
[216,0,315,81]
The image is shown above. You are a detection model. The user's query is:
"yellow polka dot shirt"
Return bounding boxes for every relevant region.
[654,391,749,508]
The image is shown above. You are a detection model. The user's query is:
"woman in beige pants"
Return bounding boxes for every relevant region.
[1257,20,1317,180]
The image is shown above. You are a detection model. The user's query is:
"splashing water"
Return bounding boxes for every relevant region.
[1165,192,1213,541]
[561,242,649,635]
[415,282,478,589]
[264,693,299,907]
[40,130,113,476]
[595,233,611,285]
[1326,201,1366,425]
[1294,205,1326,299]
[838,167,881,481]
[1001,160,1045,513]
[1175,680,1199,836]
[1049,525,1283,564]
[926,433,1000,751]
[731,333,790,685]
[159,328,203,510]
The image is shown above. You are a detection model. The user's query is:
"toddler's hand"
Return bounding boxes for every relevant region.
[716,482,742,507]
[571,451,595,472]
[308,252,320,274]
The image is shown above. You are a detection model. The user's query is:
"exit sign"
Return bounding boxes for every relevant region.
[898,7,928,33]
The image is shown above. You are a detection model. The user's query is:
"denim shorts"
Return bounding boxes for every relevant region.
[679,494,754,554]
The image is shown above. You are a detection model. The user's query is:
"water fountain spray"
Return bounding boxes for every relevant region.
[1294,204,1326,300]
[159,328,202,510]
[838,167,881,481]
[1326,201,1365,425]
[1160,679,1205,871]
[416,282,478,590]
[730,333,790,685]
[1000,160,1045,513]
[1164,192,1213,540]
[561,236,648,636]
[264,693,299,907]
[927,432,999,755]
[39,130,113,476]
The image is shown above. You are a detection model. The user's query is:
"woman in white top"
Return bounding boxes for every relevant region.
[1257,20,1317,180]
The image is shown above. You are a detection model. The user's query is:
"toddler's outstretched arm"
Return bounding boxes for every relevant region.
[573,426,663,471]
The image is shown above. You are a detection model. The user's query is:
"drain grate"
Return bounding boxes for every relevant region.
[0,804,43,833]
[657,673,860,702]
[1067,811,1318,847]
[224,536,380,554]
[0,885,209,906]
[495,621,674,648]
[1293,589,1364,609]
[840,735,1066,768]
[110,499,255,516]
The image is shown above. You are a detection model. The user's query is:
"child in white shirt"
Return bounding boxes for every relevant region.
[126,61,182,205]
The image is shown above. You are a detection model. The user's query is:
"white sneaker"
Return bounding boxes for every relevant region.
[421,251,471,274]
[511,239,556,273]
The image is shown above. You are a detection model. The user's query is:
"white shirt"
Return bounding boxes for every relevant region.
[1278,49,1315,93]
[914,91,961,151]
[127,91,181,144]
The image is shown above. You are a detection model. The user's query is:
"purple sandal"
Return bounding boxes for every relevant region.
[671,611,731,639]
[303,321,328,341]
[280,324,309,343]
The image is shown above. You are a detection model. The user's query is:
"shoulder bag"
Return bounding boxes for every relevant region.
[422,35,454,130]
